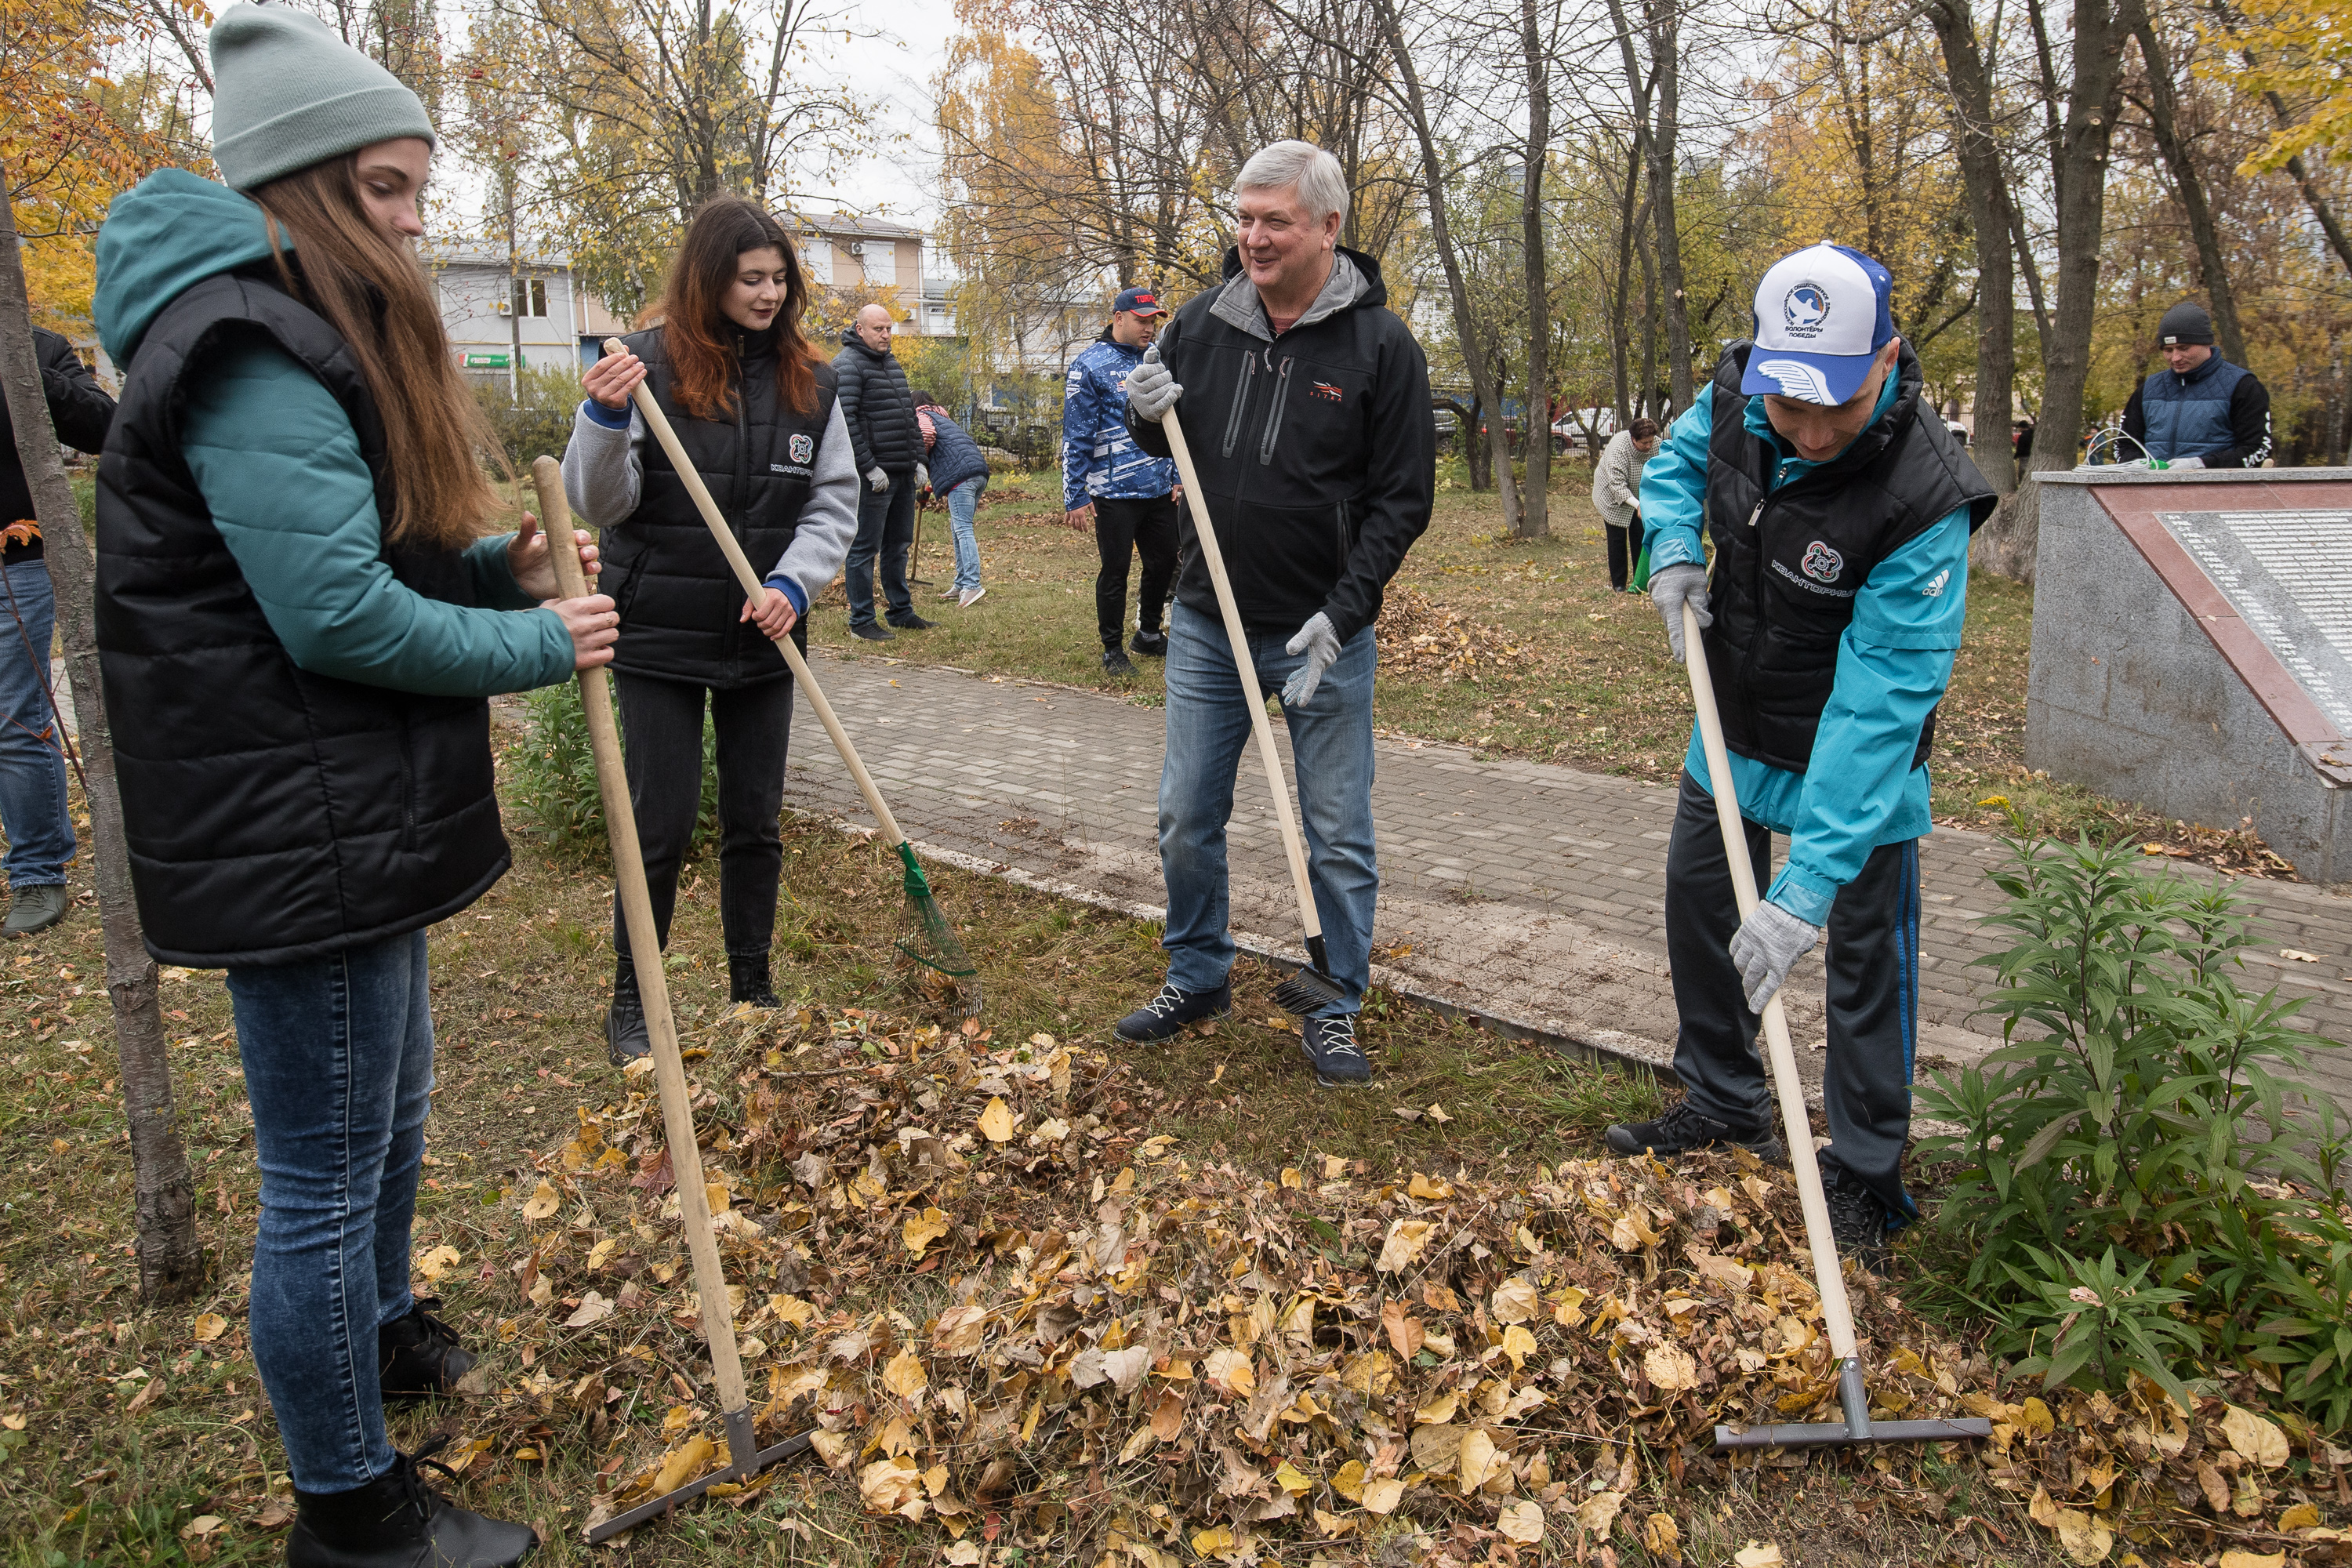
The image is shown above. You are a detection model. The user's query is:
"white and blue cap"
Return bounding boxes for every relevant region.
[1740,242,1896,405]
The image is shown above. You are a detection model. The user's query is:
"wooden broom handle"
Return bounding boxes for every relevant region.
[530,458,748,1416]
[1159,408,1324,943]
[1681,601,1859,1362]
[598,339,908,851]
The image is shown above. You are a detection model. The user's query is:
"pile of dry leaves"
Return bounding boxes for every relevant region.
[1375,586,1527,683]
[445,1004,2349,1564]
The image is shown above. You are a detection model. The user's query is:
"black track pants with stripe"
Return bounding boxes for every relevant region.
[1660,768,1922,1223]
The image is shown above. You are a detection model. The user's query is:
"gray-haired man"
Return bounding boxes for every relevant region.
[1113,140,1435,1087]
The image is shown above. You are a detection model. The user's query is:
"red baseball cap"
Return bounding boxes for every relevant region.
[1115,285,1167,317]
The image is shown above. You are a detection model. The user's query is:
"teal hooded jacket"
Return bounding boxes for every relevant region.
[93,169,573,697]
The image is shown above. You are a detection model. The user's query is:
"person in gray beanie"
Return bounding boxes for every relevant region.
[2120,299,2272,466]
[89,5,612,1563]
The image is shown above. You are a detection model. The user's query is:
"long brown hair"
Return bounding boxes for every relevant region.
[249,154,502,553]
[640,195,818,421]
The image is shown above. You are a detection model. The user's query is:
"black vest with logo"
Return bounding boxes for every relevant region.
[1701,341,1996,773]
[96,270,511,968]
[603,325,837,687]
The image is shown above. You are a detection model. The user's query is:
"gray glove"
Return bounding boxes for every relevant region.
[1280,612,1341,707]
[916,463,931,491]
[1125,343,1181,423]
[1651,561,1712,662]
[1728,900,1823,1014]
[2165,455,2205,470]
[866,466,891,493]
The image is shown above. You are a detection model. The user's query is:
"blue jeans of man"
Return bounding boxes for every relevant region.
[0,560,73,888]
[946,476,986,594]
[1159,601,1377,1015]
[227,931,434,1493]
[846,470,916,627]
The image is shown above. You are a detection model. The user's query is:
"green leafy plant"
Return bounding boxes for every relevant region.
[1995,1245,2200,1410]
[505,684,719,855]
[473,361,589,474]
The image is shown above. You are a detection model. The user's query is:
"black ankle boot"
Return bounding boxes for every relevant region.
[729,953,779,1008]
[379,1296,472,1402]
[607,958,650,1066]
[289,1443,535,1568]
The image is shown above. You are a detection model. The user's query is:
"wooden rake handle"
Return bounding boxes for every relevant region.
[597,338,907,851]
[530,458,749,1417]
[1158,408,1324,946]
[1680,600,1859,1362]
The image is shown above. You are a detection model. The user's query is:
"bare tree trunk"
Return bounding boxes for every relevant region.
[1645,0,1693,409]
[2134,20,2245,363]
[1609,140,1642,424]
[0,175,206,1303]
[1370,0,1520,528]
[1518,0,1552,538]
[1929,0,2019,495]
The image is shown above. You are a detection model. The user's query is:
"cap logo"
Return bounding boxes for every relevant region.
[1783,282,1832,338]
[1752,358,1835,403]
[1802,541,1844,583]
[1134,293,1156,307]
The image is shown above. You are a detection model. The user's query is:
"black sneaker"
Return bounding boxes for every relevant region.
[1301,1014,1370,1087]
[729,953,779,1009]
[1825,1175,1894,1274]
[1114,980,1231,1042]
[1131,630,1169,657]
[1603,1101,1787,1163]
[887,612,938,630]
[607,959,651,1066]
[1103,646,1138,677]
[289,1441,535,1568]
[379,1296,473,1401]
[851,622,895,642]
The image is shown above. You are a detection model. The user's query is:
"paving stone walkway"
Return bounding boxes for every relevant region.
[780,649,2352,1111]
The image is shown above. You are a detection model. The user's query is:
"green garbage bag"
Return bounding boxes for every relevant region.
[1631,542,1653,593]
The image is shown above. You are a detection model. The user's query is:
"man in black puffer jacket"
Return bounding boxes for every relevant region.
[1113,140,1434,1090]
[833,305,930,638]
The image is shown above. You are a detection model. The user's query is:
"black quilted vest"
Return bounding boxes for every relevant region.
[95,270,511,968]
[1701,341,1995,773]
[603,325,837,687]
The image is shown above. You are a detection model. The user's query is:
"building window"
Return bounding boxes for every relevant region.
[513,278,547,317]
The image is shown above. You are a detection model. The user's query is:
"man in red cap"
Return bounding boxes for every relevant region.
[1063,285,1180,675]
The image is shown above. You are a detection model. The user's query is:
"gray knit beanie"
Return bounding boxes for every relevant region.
[209,4,437,191]
[2158,299,2216,347]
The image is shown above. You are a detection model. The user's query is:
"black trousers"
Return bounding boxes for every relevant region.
[1661,769,1922,1221]
[1606,511,1646,590]
[846,473,916,628]
[1094,495,1178,647]
[611,666,795,963]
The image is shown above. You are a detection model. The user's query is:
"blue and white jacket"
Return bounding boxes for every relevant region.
[1062,331,1175,510]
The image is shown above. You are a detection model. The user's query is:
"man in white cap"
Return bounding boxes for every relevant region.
[1602,243,1995,1271]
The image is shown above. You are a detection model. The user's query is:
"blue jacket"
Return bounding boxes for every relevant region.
[1642,378,1973,925]
[2122,354,2271,466]
[1062,332,1174,510]
[921,405,989,495]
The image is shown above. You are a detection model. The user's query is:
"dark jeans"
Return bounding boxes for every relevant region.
[1606,512,1646,590]
[0,560,72,887]
[612,667,795,962]
[1661,770,1922,1223]
[226,930,434,1493]
[1094,495,1178,647]
[846,472,916,628]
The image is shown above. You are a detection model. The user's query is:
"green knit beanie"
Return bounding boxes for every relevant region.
[209,3,437,191]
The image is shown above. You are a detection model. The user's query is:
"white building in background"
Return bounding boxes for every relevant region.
[782,212,957,337]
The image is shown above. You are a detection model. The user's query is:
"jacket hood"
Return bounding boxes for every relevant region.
[1211,246,1385,342]
[1216,245,1389,307]
[837,325,891,361]
[96,169,287,366]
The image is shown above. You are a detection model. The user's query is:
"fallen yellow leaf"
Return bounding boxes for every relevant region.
[2220,1552,2288,1568]
[520,1180,560,1221]
[1490,1277,1537,1323]
[882,1345,927,1399]
[2222,1404,2290,1469]
[2278,1502,2322,1532]
[976,1097,1016,1142]
[902,1207,951,1257]
[1360,1477,1405,1515]
[1330,1459,1367,1502]
[191,1313,227,1344]
[414,1245,462,1283]
[1497,1500,1546,1543]
[1733,1544,1783,1568]
[1643,1512,1682,1562]
[649,1434,717,1497]
[1644,1343,1698,1392]
[2053,1508,2112,1565]
[1375,1218,1433,1272]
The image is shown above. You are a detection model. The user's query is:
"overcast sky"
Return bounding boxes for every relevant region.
[797,0,958,229]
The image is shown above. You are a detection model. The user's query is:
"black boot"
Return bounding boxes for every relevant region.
[607,958,650,1066]
[379,1296,473,1401]
[729,952,780,1008]
[288,1443,535,1568]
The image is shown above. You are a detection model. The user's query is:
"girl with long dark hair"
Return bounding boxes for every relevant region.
[91,6,615,1560]
[562,196,858,1062]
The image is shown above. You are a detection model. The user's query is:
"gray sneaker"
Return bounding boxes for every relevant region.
[3,884,67,936]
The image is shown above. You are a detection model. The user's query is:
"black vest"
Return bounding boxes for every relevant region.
[604,326,837,686]
[95,270,511,968]
[1701,342,1995,773]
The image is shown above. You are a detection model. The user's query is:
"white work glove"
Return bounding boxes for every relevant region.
[866,466,891,493]
[916,463,931,491]
[1728,900,1824,1014]
[1280,612,1341,707]
[1126,343,1181,423]
[2166,455,2205,470]
[1651,561,1712,662]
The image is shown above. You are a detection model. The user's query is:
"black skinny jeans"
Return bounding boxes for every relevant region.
[611,664,795,963]
[1093,495,1178,647]
[1606,511,1646,590]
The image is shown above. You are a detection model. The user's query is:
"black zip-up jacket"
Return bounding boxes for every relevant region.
[1129,246,1434,642]
[831,328,922,473]
[2,328,117,564]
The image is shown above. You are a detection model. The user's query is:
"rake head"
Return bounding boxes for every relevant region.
[893,842,981,1016]
[1714,1358,1994,1452]
[1271,936,1347,1017]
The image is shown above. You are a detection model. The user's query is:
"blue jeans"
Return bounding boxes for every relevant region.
[845,472,916,627]
[0,560,73,888]
[946,477,985,593]
[227,931,434,1493]
[1159,601,1377,1015]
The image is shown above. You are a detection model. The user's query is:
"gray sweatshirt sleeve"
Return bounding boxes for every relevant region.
[560,401,643,528]
[768,400,858,608]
